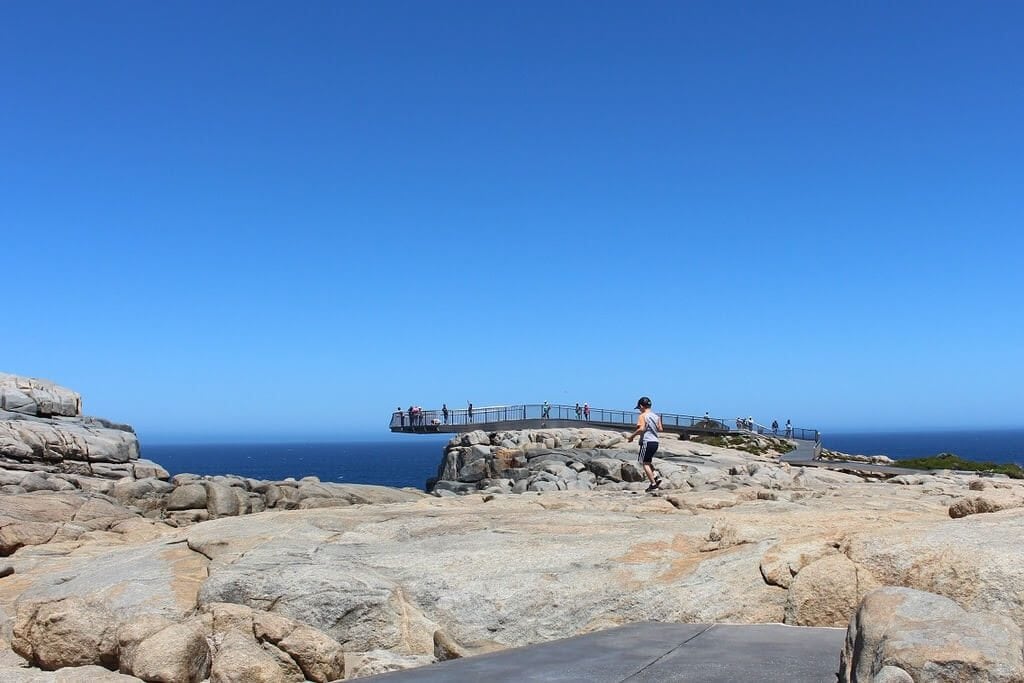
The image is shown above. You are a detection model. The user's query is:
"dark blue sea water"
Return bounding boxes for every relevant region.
[824,429,1024,465]
[142,437,449,490]
[142,429,1024,490]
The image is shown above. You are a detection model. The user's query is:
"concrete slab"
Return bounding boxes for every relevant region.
[364,622,845,682]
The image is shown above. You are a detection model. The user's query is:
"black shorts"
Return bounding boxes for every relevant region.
[638,441,659,464]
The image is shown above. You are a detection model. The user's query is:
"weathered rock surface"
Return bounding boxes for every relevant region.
[840,587,1024,682]
[948,489,1024,518]
[0,492,154,555]
[1,383,1023,682]
[428,428,799,496]
[5,464,1016,676]
[0,374,81,418]
[0,374,141,480]
[120,617,210,682]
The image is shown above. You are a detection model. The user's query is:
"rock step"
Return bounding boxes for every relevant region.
[364,622,845,682]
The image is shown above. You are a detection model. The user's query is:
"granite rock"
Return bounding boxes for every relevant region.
[840,587,1024,682]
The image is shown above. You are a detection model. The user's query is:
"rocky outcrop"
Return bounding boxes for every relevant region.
[0,374,81,418]
[840,587,1024,682]
[0,478,427,556]
[948,486,1024,518]
[0,491,159,555]
[1,376,1023,682]
[818,448,895,466]
[0,374,143,481]
[429,428,802,495]
[4,476,1022,680]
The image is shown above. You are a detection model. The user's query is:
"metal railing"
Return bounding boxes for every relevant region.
[391,403,746,434]
[390,403,821,444]
[735,419,820,442]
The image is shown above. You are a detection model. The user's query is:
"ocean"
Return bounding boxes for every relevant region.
[142,429,1024,491]
[142,437,450,490]
[823,429,1024,464]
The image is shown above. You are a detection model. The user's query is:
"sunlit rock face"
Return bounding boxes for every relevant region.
[1,373,142,481]
[2,376,1024,680]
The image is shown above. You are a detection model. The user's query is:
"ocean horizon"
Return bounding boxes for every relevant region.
[142,428,1024,491]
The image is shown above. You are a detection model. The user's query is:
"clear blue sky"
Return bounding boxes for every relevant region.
[3,1,1022,442]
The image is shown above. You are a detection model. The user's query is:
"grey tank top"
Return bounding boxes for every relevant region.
[641,411,660,443]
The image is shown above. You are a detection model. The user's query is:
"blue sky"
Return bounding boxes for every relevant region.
[3,1,1021,442]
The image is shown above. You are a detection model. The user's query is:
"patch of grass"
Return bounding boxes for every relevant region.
[691,435,728,448]
[899,452,1024,479]
[690,434,795,455]
[767,439,796,454]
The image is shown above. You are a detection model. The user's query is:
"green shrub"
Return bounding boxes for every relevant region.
[691,435,728,448]
[898,452,1024,479]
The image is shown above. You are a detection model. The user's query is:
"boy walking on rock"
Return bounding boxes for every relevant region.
[627,396,663,492]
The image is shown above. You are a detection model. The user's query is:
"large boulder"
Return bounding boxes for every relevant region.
[949,491,1024,518]
[12,597,119,669]
[10,538,208,645]
[0,373,81,417]
[202,601,344,682]
[210,631,291,683]
[840,587,1024,682]
[785,554,880,627]
[843,509,1024,624]
[196,525,437,656]
[205,482,241,518]
[0,492,139,555]
[759,537,840,589]
[166,484,208,511]
[588,458,623,481]
[0,374,140,477]
[120,617,210,682]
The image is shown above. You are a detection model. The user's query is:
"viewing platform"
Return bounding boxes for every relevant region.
[390,403,820,443]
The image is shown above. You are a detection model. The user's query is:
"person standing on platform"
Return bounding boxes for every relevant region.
[575,403,582,419]
[772,419,778,435]
[583,403,590,420]
[467,402,474,422]
[785,419,792,438]
[442,404,449,424]
[627,396,663,492]
[542,401,550,418]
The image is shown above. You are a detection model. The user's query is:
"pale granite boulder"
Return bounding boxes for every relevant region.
[0,374,81,417]
[840,587,1024,682]
[210,631,289,683]
[120,617,210,682]
[12,596,120,669]
[785,554,880,627]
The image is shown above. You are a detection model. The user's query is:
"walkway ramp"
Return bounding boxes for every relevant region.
[390,403,821,442]
[365,622,845,682]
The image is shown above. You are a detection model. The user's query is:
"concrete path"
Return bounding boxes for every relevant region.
[781,439,920,477]
[365,622,846,682]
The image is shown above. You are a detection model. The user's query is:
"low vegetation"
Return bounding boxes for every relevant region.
[689,434,796,456]
[898,453,1024,479]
